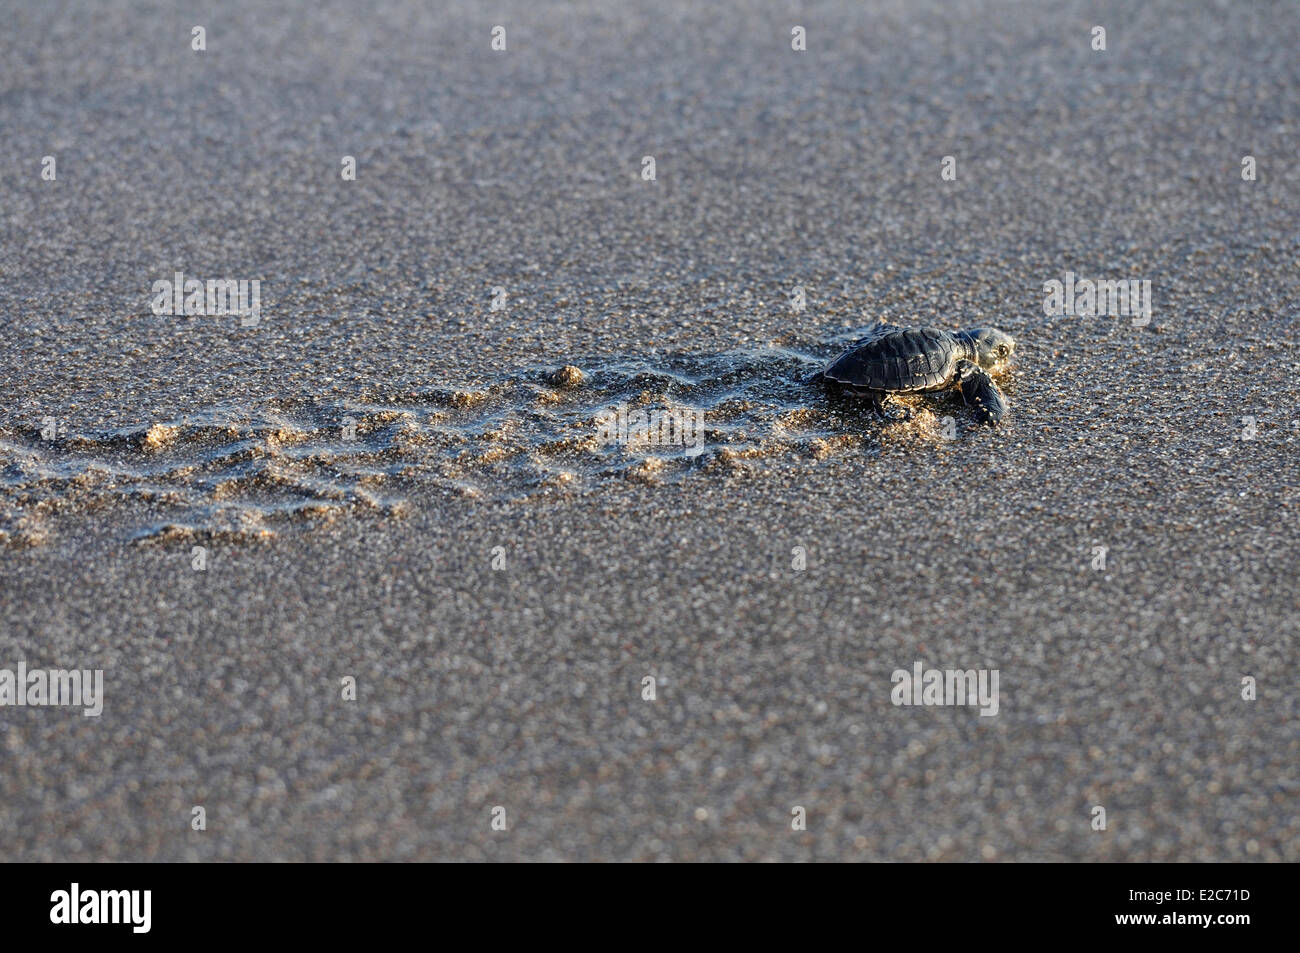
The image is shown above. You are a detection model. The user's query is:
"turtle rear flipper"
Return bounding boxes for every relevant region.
[955,360,1007,425]
[870,392,913,422]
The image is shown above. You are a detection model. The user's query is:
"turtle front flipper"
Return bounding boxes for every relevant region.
[955,360,1007,425]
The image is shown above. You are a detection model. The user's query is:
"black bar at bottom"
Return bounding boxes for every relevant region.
[0,862,1280,942]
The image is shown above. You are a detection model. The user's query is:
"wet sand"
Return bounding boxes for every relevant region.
[0,0,1296,860]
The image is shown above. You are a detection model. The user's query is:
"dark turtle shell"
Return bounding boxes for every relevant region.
[822,327,965,393]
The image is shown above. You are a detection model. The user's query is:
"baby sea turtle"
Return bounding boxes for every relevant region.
[821,324,1015,424]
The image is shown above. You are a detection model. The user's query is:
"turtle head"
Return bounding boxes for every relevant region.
[957,327,1015,370]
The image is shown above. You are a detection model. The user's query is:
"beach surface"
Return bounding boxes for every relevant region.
[0,0,1296,860]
